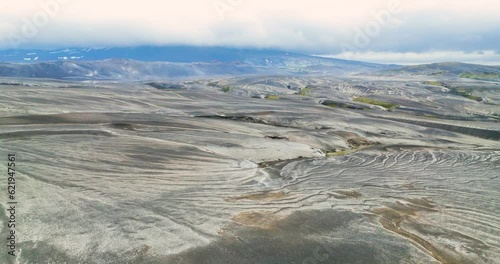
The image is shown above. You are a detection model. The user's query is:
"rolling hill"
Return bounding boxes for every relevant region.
[374,62,500,81]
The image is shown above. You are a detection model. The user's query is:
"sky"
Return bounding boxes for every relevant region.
[1,0,499,64]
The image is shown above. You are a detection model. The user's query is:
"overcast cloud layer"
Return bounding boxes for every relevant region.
[1,0,499,64]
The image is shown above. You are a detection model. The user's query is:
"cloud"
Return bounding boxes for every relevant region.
[319,50,500,65]
[0,0,499,57]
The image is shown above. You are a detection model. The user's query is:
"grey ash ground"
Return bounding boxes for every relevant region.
[0,75,499,264]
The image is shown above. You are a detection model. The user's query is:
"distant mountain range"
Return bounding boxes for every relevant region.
[0,46,397,80]
[0,46,384,66]
[1,46,307,63]
[0,47,499,80]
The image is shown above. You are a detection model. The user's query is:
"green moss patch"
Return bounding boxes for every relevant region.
[221,86,233,93]
[265,95,280,100]
[459,72,500,80]
[423,81,445,86]
[450,87,483,102]
[296,87,313,96]
[353,97,400,110]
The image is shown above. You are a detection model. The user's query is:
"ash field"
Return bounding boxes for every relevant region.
[0,73,499,264]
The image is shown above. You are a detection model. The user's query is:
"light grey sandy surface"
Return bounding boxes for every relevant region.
[0,76,499,263]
